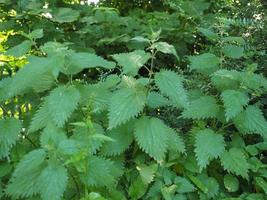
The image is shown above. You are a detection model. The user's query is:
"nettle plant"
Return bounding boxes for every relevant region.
[0,1,267,200]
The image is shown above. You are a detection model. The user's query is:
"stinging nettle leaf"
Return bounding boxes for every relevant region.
[108,87,146,129]
[222,44,244,59]
[221,90,249,121]
[112,50,150,76]
[86,156,120,188]
[47,85,81,127]
[36,164,68,200]
[6,40,32,57]
[194,129,225,170]
[224,174,239,192]
[52,8,80,23]
[0,118,22,158]
[101,122,134,156]
[152,42,179,60]
[182,96,220,119]
[221,148,249,179]
[155,70,188,108]
[6,149,46,198]
[189,53,220,74]
[134,117,170,161]
[233,105,267,138]
[63,52,116,75]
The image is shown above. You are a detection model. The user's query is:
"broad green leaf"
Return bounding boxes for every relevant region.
[194,129,225,170]
[6,149,46,198]
[222,37,245,45]
[222,44,244,59]
[221,90,249,121]
[175,177,195,193]
[36,164,68,200]
[129,176,147,199]
[155,70,188,108]
[221,148,249,178]
[167,129,185,154]
[8,56,61,97]
[47,85,80,127]
[40,123,67,149]
[197,174,219,198]
[6,40,32,57]
[29,29,44,39]
[108,87,146,129]
[86,156,118,187]
[189,53,220,74]
[134,117,169,161]
[101,122,134,156]
[0,77,12,101]
[152,42,179,60]
[29,101,51,132]
[112,50,150,75]
[63,52,116,75]
[0,118,22,158]
[211,69,241,91]
[255,177,267,194]
[53,8,80,23]
[182,96,220,119]
[233,105,267,138]
[137,164,158,185]
[180,0,210,16]
[224,174,239,192]
[197,27,219,40]
[147,92,170,108]
[71,123,106,154]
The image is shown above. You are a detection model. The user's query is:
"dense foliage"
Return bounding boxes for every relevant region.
[0,0,267,199]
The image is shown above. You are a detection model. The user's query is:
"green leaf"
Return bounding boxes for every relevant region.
[8,56,61,97]
[63,52,116,75]
[197,174,219,198]
[108,87,146,129]
[29,29,44,39]
[134,117,169,161]
[152,42,179,60]
[221,148,249,178]
[197,27,219,40]
[6,40,32,57]
[137,164,158,185]
[147,92,170,108]
[221,90,249,121]
[222,44,244,59]
[46,85,80,127]
[86,156,118,188]
[53,8,80,23]
[167,129,185,154]
[211,69,241,91]
[155,70,188,108]
[112,50,150,75]
[224,174,239,192]
[255,177,267,194]
[175,176,195,193]
[36,163,68,200]
[129,176,147,200]
[6,149,46,198]
[233,105,267,137]
[180,0,210,16]
[194,129,225,170]
[29,101,51,132]
[189,53,220,74]
[182,96,220,119]
[0,118,22,158]
[101,122,134,156]
[40,123,67,149]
